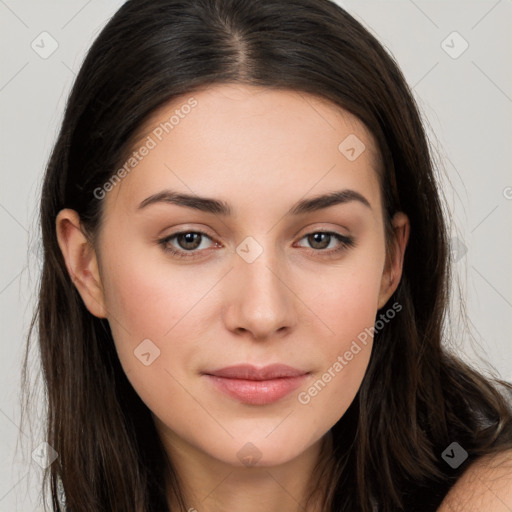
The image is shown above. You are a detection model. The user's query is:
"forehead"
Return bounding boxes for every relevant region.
[104,83,382,217]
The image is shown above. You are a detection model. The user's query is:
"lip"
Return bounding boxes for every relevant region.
[202,364,309,405]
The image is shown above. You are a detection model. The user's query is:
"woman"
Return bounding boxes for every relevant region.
[21,0,512,510]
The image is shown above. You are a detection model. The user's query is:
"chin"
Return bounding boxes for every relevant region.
[202,427,323,469]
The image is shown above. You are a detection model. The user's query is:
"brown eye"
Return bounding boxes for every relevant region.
[158,231,218,259]
[296,231,355,257]
[175,232,203,250]
[307,232,332,250]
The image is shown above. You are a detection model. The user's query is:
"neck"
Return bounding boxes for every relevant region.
[159,427,334,512]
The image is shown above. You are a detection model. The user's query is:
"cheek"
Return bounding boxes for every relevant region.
[310,277,380,333]
[101,239,216,340]
[100,257,206,423]
[306,247,385,340]
[296,292,376,436]
[297,248,384,422]
[98,242,213,389]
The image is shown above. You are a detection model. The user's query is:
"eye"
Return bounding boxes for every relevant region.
[295,231,355,256]
[158,231,219,259]
[157,229,355,260]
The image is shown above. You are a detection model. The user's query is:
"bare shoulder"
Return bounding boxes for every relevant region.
[438,449,512,511]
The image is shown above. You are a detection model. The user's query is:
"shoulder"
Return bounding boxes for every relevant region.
[438,449,512,511]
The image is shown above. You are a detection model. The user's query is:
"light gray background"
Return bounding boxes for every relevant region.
[1,0,511,510]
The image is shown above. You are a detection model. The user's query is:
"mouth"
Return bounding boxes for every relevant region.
[201,364,310,405]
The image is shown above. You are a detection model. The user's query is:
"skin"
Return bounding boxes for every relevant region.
[56,83,410,511]
[438,449,512,511]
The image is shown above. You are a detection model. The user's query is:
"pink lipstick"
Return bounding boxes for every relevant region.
[202,364,309,405]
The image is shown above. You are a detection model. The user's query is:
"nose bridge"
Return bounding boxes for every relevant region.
[225,234,296,338]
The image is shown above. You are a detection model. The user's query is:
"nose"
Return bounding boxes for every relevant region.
[222,245,297,340]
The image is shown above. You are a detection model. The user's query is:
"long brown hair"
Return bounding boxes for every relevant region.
[21,0,512,510]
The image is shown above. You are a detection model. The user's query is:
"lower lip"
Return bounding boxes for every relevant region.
[205,374,308,405]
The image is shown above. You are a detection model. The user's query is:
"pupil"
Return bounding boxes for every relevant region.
[310,233,329,249]
[180,233,200,249]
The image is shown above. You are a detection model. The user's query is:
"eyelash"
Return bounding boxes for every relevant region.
[157,230,355,260]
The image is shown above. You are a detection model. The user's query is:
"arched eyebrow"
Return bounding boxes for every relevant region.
[136,189,371,215]
[288,189,371,214]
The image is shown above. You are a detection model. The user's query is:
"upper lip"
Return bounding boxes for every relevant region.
[203,364,309,380]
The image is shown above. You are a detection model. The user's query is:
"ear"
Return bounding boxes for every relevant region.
[55,209,107,318]
[377,211,410,310]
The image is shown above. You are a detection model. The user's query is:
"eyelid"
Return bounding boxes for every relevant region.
[293,222,351,238]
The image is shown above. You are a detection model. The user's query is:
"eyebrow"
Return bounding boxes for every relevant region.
[137,189,371,215]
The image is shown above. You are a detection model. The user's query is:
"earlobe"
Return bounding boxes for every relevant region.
[377,212,410,310]
[55,209,108,318]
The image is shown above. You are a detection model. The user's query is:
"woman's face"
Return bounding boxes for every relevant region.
[57,83,408,469]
